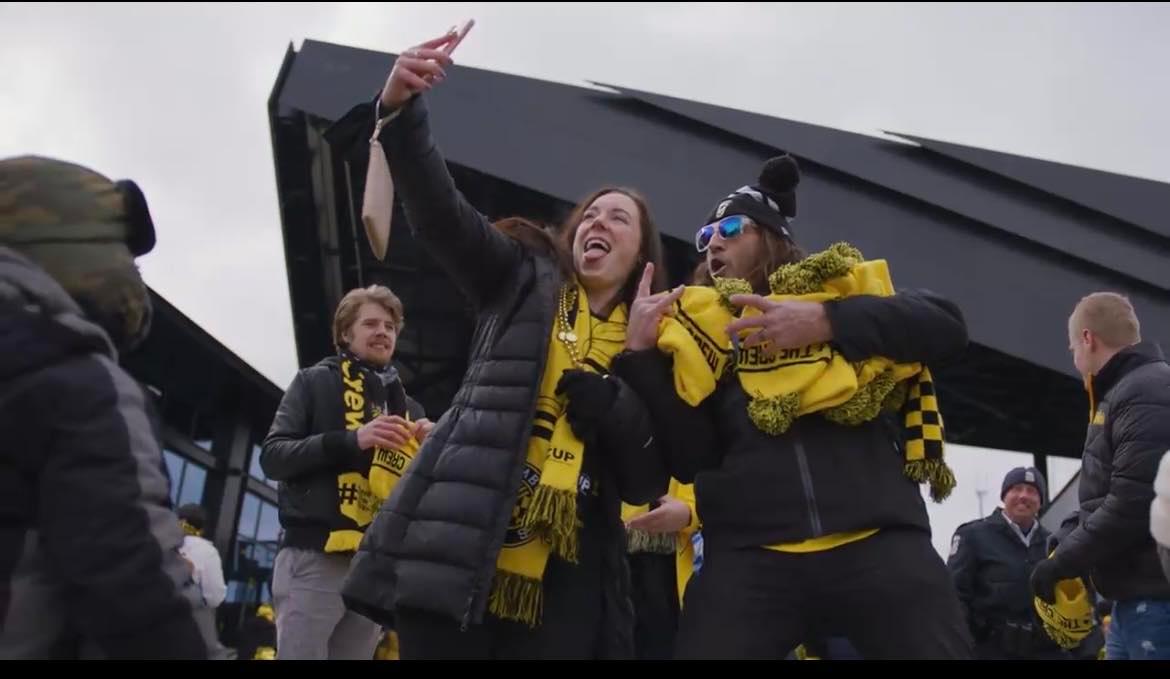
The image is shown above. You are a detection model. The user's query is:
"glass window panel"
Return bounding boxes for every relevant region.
[162,451,184,505]
[177,463,207,507]
[256,501,281,543]
[237,493,260,539]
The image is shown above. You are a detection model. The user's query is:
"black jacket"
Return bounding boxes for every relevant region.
[1054,342,1170,601]
[948,510,1054,636]
[261,356,423,552]
[614,288,968,549]
[331,96,667,653]
[0,247,209,659]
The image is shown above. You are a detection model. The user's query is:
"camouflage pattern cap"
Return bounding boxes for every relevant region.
[0,155,155,255]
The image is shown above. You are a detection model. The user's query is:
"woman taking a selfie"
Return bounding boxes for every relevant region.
[336,23,674,659]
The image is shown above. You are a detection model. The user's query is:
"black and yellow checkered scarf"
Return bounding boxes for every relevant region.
[659,243,954,501]
[901,367,952,502]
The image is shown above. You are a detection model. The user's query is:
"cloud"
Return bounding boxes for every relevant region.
[1,3,339,386]
[3,1,1166,393]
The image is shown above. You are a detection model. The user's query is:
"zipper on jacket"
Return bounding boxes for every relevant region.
[791,423,824,537]
[459,267,559,631]
[460,588,477,632]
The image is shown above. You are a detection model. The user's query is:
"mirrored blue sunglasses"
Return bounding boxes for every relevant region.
[695,215,751,252]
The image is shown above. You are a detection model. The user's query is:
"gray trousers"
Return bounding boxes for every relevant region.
[271,547,381,660]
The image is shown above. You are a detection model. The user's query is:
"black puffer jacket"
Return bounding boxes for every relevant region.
[614,290,967,549]
[261,356,424,552]
[1054,342,1170,601]
[0,248,209,659]
[332,96,667,652]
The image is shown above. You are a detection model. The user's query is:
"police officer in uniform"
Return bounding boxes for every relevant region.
[947,467,1067,659]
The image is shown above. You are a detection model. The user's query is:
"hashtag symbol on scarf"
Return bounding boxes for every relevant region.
[339,483,360,504]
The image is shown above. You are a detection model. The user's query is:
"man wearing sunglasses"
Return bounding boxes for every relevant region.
[615,154,973,659]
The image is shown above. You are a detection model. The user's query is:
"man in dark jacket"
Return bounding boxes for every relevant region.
[614,155,972,659]
[261,284,427,659]
[0,156,210,659]
[1032,292,1170,660]
[949,468,1067,659]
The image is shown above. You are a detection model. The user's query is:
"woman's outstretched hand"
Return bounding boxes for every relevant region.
[379,21,474,110]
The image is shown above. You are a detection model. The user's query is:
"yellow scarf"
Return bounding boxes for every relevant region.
[621,479,700,605]
[621,502,679,555]
[1034,554,1096,650]
[327,357,421,552]
[657,243,954,501]
[490,282,628,627]
[373,630,401,661]
[369,438,420,501]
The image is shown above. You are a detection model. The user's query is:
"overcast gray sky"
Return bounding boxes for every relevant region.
[2,2,1165,555]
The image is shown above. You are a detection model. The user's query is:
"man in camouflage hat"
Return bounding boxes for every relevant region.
[0,155,211,658]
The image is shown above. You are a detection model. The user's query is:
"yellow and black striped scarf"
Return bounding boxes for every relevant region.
[658,243,954,501]
[327,353,420,552]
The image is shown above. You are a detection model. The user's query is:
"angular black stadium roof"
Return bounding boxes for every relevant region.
[886,131,1170,242]
[269,39,1170,466]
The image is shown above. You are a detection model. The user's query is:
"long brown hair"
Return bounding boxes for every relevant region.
[560,187,668,306]
[493,216,574,279]
[493,188,668,307]
[690,223,805,294]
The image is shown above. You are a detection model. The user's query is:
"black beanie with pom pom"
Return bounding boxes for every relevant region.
[703,154,801,240]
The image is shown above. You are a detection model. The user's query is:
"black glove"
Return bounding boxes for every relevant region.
[1030,557,1069,605]
[555,369,618,442]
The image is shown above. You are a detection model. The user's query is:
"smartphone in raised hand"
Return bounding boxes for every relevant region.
[443,19,475,56]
